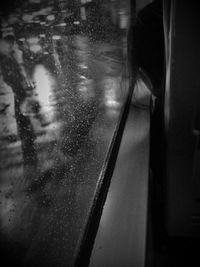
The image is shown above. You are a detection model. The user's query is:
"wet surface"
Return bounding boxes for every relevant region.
[0,1,130,266]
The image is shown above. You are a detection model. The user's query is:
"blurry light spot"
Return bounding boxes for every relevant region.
[29,44,42,53]
[57,23,67,27]
[74,21,80,25]
[47,14,55,21]
[105,99,120,107]
[78,85,87,92]
[27,37,39,44]
[33,64,55,120]
[80,75,87,80]
[19,38,25,42]
[79,64,88,69]
[52,35,61,40]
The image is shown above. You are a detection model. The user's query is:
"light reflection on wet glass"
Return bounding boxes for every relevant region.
[0,0,130,266]
[33,64,55,120]
[104,77,121,107]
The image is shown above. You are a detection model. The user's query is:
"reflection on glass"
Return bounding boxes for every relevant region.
[33,64,55,121]
[104,77,121,107]
[0,0,130,266]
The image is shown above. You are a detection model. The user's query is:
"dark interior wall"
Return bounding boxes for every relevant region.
[136,0,152,11]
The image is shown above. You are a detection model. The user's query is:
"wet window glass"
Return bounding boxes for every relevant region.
[0,0,130,266]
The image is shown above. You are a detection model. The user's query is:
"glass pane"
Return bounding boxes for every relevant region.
[0,0,130,266]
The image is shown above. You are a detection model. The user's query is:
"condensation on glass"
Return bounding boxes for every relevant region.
[0,0,130,266]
